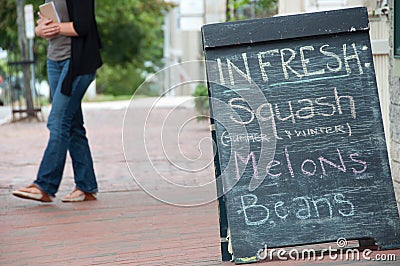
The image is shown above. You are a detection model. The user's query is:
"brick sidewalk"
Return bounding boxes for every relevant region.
[0,191,222,265]
[0,100,224,265]
[0,99,399,265]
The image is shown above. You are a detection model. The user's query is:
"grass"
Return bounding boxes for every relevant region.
[83,94,133,102]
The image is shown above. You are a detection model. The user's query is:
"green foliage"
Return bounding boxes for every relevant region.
[96,64,144,96]
[99,22,143,66]
[83,94,133,102]
[0,0,41,49]
[193,83,210,120]
[95,0,172,69]
[0,0,48,80]
[96,0,174,95]
[227,0,278,21]
[0,0,25,47]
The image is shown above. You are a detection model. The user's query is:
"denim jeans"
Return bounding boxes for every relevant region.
[34,59,98,197]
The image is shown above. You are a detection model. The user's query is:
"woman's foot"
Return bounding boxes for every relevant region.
[12,184,53,202]
[61,188,97,202]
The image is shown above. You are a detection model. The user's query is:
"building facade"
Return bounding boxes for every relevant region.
[163,0,226,96]
[389,0,400,209]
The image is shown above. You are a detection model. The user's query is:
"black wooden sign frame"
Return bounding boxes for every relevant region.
[202,7,400,264]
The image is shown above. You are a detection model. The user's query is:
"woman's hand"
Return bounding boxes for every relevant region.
[35,12,60,39]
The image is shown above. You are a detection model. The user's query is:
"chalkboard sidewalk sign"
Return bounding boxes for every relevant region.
[201,7,400,264]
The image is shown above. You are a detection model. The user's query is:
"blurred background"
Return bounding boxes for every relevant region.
[0,1,394,97]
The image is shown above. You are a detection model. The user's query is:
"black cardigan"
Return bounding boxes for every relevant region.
[62,0,103,96]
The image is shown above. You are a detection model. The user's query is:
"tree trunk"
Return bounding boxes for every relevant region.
[16,0,35,117]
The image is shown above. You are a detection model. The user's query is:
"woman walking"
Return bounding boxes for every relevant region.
[12,0,102,202]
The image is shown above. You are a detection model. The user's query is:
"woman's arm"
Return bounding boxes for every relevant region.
[58,22,78,37]
[35,12,78,38]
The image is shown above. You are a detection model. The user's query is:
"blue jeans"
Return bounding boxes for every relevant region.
[34,59,98,197]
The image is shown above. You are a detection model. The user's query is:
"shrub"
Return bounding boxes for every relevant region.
[96,64,145,96]
[193,83,210,121]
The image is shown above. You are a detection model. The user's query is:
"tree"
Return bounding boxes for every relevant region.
[15,0,35,116]
[95,0,173,95]
[0,0,46,62]
[0,0,43,118]
[226,0,278,21]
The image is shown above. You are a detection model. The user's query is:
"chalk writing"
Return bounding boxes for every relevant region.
[269,74,349,87]
[228,88,356,126]
[238,193,355,226]
[235,151,258,181]
[233,147,368,182]
[221,131,271,146]
[221,123,352,146]
[203,7,400,259]
[217,42,366,87]
[284,123,352,140]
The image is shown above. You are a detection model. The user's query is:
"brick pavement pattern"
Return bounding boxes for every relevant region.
[1,99,399,265]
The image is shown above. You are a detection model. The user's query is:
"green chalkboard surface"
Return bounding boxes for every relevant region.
[202,7,400,263]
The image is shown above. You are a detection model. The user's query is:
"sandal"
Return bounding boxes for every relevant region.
[61,188,97,202]
[12,184,53,202]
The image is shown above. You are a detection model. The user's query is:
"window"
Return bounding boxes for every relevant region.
[395,0,400,56]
